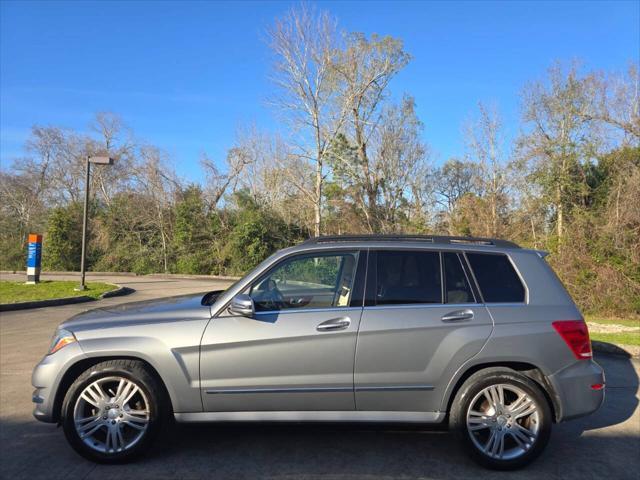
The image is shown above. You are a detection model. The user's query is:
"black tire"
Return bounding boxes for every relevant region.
[61,359,167,463]
[450,367,552,470]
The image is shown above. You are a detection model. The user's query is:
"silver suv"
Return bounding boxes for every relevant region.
[32,235,604,469]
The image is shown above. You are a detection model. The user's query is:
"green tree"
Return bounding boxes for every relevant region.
[43,204,83,271]
[173,185,216,274]
[222,191,301,274]
[93,193,167,274]
[518,64,598,242]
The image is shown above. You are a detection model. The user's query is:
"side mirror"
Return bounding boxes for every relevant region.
[228,294,255,317]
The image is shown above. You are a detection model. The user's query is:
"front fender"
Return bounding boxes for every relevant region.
[77,335,203,413]
[32,342,88,422]
[40,317,209,421]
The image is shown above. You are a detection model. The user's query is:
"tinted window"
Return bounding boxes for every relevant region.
[249,253,358,311]
[376,251,442,305]
[466,253,525,303]
[443,252,474,303]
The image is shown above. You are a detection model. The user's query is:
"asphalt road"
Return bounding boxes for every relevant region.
[1,274,638,480]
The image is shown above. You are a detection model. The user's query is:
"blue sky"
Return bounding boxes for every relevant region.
[1,0,638,181]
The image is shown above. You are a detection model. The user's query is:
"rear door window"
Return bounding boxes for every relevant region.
[443,252,475,303]
[376,251,442,305]
[466,253,525,303]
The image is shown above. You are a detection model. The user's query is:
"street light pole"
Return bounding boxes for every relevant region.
[77,156,91,290]
[76,155,114,291]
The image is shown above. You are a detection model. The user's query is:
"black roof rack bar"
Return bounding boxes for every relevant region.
[302,234,520,249]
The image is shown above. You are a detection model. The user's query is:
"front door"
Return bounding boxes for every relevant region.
[354,250,493,412]
[200,250,364,412]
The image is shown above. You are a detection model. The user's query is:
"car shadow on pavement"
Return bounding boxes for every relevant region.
[559,353,639,437]
[143,354,639,479]
[0,354,637,480]
[1,418,639,480]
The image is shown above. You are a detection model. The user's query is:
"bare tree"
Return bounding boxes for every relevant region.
[432,158,481,234]
[517,63,599,241]
[2,127,58,239]
[20,126,80,205]
[591,63,640,144]
[464,102,510,237]
[332,32,411,232]
[268,4,346,236]
[330,96,429,232]
[12,116,138,212]
[132,146,180,272]
[200,135,254,209]
[408,159,438,232]
[0,169,48,248]
[375,97,428,231]
[242,135,287,207]
[89,112,136,206]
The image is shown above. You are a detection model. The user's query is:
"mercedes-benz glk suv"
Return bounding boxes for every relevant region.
[32,235,604,469]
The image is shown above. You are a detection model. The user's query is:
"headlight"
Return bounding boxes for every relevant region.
[48,329,77,355]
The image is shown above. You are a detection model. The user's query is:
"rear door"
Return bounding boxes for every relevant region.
[354,249,493,412]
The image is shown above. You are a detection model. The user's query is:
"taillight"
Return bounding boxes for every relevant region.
[552,320,592,359]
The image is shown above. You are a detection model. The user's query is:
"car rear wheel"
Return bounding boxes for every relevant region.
[450,367,552,470]
[61,359,166,463]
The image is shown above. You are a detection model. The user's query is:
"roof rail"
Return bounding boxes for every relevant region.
[302,234,520,249]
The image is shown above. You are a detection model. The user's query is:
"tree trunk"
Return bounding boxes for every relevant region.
[353,110,379,233]
[489,195,497,237]
[159,215,168,274]
[314,156,322,237]
[491,172,498,237]
[366,188,378,233]
[556,184,564,240]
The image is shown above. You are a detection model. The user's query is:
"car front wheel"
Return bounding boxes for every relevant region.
[61,359,165,463]
[450,367,552,470]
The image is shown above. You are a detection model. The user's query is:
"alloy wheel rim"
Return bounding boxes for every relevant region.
[73,376,150,454]
[466,383,540,460]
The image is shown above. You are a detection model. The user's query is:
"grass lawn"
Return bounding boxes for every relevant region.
[590,331,640,347]
[0,280,117,304]
[586,314,640,347]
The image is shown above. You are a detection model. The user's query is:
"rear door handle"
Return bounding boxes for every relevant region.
[317,317,351,331]
[441,309,474,322]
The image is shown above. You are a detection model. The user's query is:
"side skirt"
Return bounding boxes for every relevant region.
[174,411,446,424]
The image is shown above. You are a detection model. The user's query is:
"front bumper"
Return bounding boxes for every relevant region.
[31,342,87,423]
[548,358,605,422]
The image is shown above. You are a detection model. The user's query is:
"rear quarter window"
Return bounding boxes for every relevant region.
[466,253,525,303]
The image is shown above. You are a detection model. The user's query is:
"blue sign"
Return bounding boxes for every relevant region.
[26,233,42,284]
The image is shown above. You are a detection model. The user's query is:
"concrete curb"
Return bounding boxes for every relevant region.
[1,270,138,277]
[0,270,240,281]
[592,340,640,359]
[145,273,241,281]
[0,283,134,312]
[0,295,94,312]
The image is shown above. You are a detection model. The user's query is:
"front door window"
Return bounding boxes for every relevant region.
[248,253,359,312]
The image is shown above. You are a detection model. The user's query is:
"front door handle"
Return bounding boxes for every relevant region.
[317,317,351,331]
[441,309,474,322]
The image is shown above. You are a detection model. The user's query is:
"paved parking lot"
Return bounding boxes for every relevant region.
[1,274,638,480]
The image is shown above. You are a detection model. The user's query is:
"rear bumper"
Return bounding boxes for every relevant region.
[547,359,605,422]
